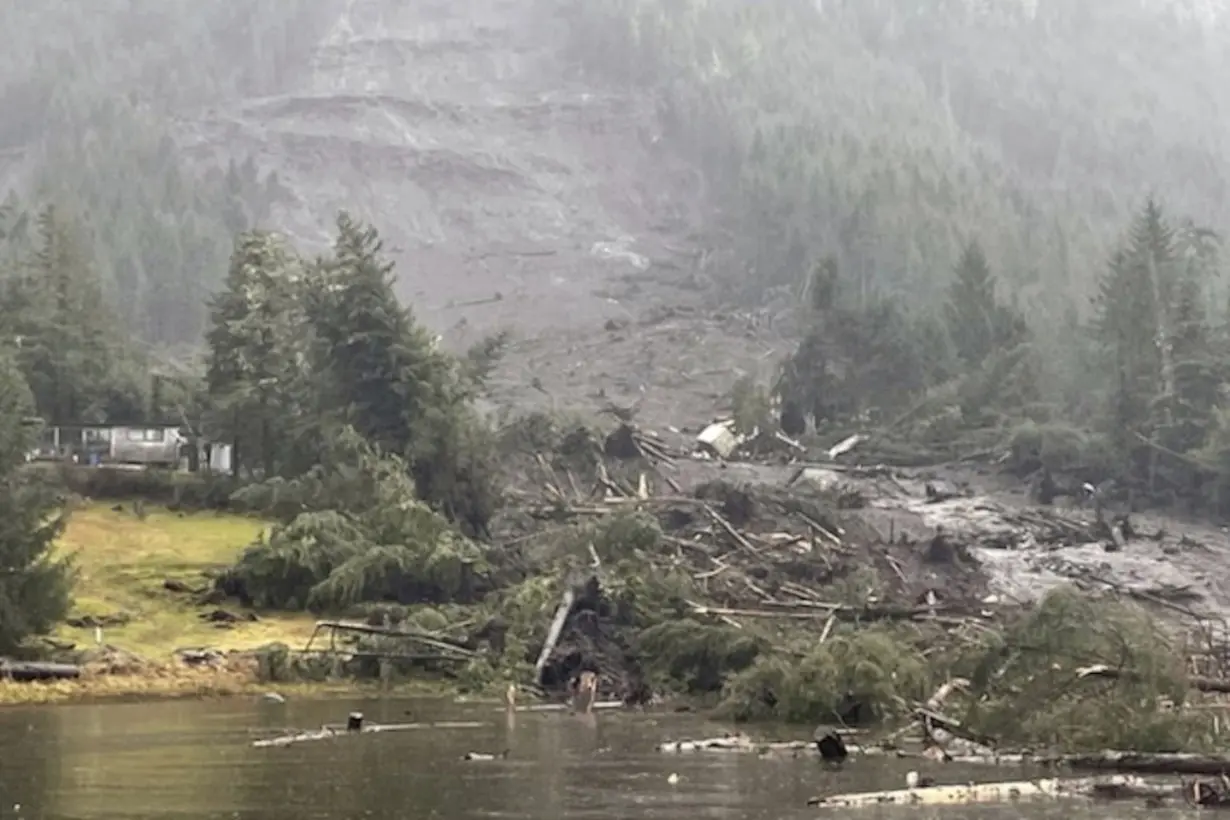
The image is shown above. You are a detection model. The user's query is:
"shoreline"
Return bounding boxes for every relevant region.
[0,667,463,709]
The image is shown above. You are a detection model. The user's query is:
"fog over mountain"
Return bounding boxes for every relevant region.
[4,0,1230,491]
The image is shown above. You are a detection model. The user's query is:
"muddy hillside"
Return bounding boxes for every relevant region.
[174,0,776,429]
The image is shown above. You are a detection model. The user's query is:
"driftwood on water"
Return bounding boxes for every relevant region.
[807,776,1188,809]
[659,734,813,754]
[943,750,1230,777]
[252,720,485,748]
[499,700,624,714]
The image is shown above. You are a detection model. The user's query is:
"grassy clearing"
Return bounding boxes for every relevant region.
[53,503,317,659]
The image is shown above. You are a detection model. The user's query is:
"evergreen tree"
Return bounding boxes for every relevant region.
[0,206,142,423]
[205,231,305,478]
[1088,199,1209,483]
[304,213,496,535]
[0,349,72,653]
[1162,273,1220,455]
[1092,245,1160,465]
[944,240,1028,368]
[945,240,1000,367]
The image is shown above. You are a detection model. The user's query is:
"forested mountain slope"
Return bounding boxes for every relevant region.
[564,0,1230,316]
[3,0,1230,395]
[0,1,338,343]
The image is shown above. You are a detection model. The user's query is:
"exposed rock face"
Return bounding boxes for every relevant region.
[178,0,713,338]
[173,0,779,429]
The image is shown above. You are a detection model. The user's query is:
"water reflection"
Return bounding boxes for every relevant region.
[0,697,1201,819]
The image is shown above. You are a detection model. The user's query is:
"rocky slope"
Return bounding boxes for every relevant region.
[175,0,774,430]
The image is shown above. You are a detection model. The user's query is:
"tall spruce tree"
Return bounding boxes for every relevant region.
[0,349,71,653]
[1089,199,1208,481]
[205,230,305,477]
[945,240,1000,367]
[944,239,1028,368]
[0,205,141,424]
[304,212,496,535]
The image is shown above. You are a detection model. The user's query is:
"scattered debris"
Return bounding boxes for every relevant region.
[252,719,487,748]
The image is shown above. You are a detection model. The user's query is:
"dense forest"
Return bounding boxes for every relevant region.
[0,1,341,343]
[556,0,1230,507]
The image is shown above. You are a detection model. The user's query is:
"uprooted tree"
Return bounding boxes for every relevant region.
[221,427,489,612]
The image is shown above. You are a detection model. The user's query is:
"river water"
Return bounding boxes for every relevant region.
[0,697,1194,819]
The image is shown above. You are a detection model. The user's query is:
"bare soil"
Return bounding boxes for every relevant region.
[175,0,775,434]
[793,460,1230,626]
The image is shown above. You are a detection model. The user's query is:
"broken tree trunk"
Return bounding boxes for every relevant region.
[534,588,576,685]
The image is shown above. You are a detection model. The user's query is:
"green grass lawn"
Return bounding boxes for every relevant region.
[53,503,318,658]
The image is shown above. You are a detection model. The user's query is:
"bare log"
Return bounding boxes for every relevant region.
[688,603,976,627]
[253,720,486,748]
[306,621,477,657]
[947,750,1230,777]
[533,589,576,685]
[807,775,1182,809]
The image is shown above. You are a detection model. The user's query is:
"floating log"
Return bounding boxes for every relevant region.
[494,700,625,714]
[807,775,1179,808]
[252,720,486,748]
[657,735,884,756]
[0,661,82,682]
[947,750,1230,777]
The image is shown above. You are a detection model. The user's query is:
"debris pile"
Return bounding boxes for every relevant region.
[476,422,1002,710]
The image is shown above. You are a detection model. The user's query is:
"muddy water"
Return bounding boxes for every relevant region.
[0,698,1188,819]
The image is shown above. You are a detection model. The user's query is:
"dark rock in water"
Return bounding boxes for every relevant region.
[347,712,363,732]
[814,732,848,762]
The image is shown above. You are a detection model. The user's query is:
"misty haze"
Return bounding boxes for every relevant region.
[3,0,1230,817]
